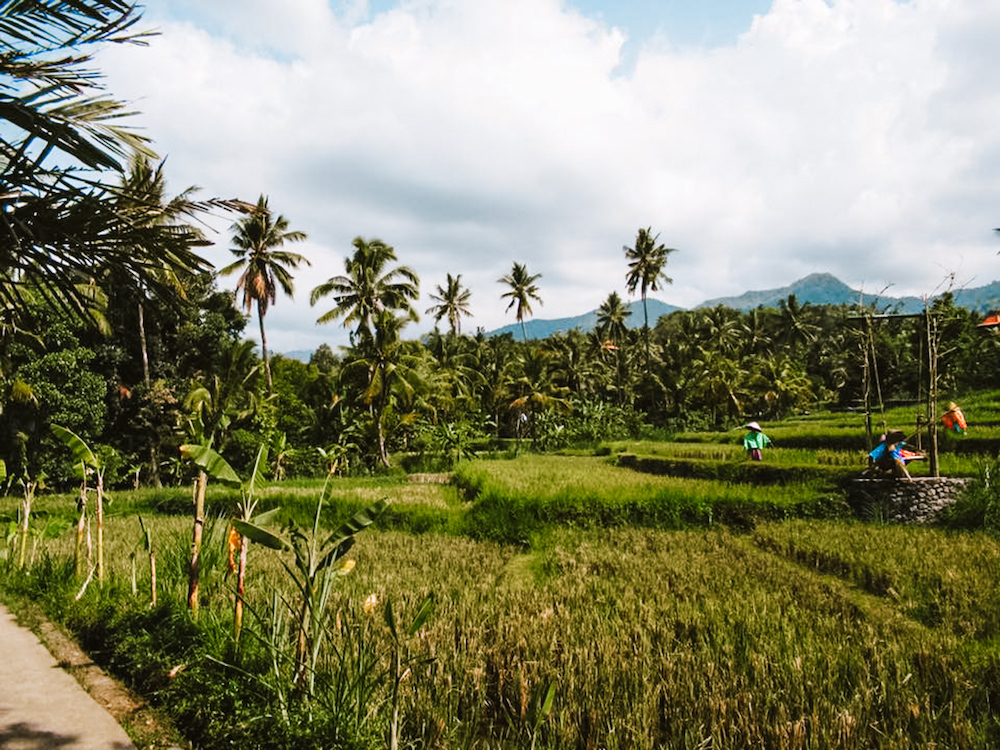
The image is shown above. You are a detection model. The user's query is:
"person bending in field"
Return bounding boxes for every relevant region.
[742,422,772,461]
[866,430,922,480]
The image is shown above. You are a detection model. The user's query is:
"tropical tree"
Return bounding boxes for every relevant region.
[426,273,473,335]
[423,329,482,424]
[689,346,747,427]
[774,294,820,353]
[547,329,601,399]
[624,227,677,360]
[220,195,308,392]
[699,306,744,356]
[499,262,542,342]
[311,237,419,343]
[596,291,632,347]
[182,338,262,616]
[472,332,518,442]
[51,424,108,583]
[0,2,226,329]
[509,348,570,449]
[341,310,422,466]
[109,155,216,386]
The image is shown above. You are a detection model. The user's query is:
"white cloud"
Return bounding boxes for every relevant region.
[98,0,1000,352]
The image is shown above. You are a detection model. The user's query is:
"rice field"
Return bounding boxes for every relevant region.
[3,410,1000,748]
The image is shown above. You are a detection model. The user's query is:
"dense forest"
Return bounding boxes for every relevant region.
[2,1,999,492]
[4,265,999,492]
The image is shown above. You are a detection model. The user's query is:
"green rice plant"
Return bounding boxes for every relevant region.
[455,455,845,544]
[324,526,1000,748]
[753,519,1000,639]
[940,456,1000,532]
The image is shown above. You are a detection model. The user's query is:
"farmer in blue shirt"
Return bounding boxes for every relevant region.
[867,430,918,479]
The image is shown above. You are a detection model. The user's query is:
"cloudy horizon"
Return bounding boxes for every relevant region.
[99,0,1000,353]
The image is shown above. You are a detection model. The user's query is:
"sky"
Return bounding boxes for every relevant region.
[97,0,1000,354]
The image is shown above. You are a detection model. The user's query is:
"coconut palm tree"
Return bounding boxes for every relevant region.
[311,237,419,344]
[0,2,244,330]
[596,291,632,346]
[112,155,214,386]
[499,262,542,342]
[341,310,421,466]
[426,273,472,335]
[220,195,308,393]
[624,227,677,360]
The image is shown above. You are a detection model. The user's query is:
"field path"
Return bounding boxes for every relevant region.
[0,604,136,749]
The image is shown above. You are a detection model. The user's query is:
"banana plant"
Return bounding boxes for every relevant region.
[234,481,389,698]
[180,441,277,639]
[15,476,38,570]
[52,425,108,582]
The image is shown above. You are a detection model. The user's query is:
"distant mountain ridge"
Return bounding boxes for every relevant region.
[282,273,1000,359]
[484,272,1000,339]
[486,298,682,340]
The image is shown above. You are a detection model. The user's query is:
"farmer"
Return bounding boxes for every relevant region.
[742,422,772,461]
[942,402,967,435]
[866,430,921,479]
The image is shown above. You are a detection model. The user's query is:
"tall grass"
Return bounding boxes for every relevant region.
[5,508,1000,747]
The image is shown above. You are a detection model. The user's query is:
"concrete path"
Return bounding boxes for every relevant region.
[0,604,135,749]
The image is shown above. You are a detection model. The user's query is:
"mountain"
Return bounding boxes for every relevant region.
[482,273,1000,338]
[282,274,1000,358]
[487,298,683,340]
[698,272,859,310]
[699,272,1000,315]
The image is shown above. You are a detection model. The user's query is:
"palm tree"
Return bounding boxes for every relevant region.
[113,155,213,386]
[426,273,472,335]
[311,237,419,344]
[341,310,420,466]
[0,2,244,329]
[775,294,820,353]
[220,195,308,393]
[624,227,677,360]
[596,291,632,346]
[509,348,570,451]
[499,262,542,342]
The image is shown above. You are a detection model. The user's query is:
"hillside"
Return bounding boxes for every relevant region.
[487,298,682,340]
[283,273,1000,357]
[485,272,1000,339]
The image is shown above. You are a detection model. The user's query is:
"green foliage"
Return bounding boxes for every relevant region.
[939,456,1000,534]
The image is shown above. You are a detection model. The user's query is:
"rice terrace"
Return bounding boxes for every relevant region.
[4,396,1000,749]
[4,2,1000,749]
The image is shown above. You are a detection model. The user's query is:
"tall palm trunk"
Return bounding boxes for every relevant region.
[258,307,272,393]
[138,299,151,386]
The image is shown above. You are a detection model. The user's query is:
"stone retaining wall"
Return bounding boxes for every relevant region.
[849,477,971,523]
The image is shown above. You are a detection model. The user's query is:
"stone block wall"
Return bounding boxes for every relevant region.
[849,477,971,523]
